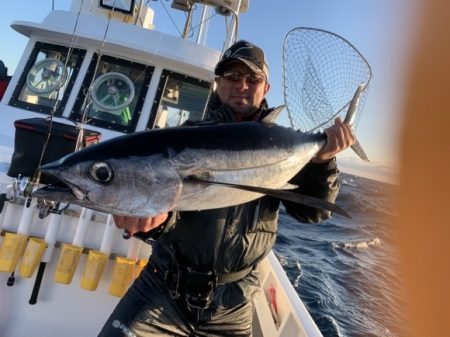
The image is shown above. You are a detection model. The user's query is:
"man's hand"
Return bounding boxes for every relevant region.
[113,213,169,237]
[312,117,356,163]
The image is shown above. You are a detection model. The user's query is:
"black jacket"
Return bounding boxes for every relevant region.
[145,96,340,307]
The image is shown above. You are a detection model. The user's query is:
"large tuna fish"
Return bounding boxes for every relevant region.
[32,118,346,217]
[33,90,368,218]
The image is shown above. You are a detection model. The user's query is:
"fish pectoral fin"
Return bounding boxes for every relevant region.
[186,177,351,218]
[281,183,298,190]
[180,168,211,181]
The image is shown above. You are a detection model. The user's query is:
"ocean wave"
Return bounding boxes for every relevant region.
[341,178,358,188]
[332,237,381,250]
[316,314,345,337]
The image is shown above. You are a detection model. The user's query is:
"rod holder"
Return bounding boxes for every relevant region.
[0,232,28,272]
[80,250,109,291]
[108,256,135,297]
[19,237,47,278]
[54,243,83,284]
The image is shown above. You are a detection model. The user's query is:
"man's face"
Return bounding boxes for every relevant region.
[216,62,270,117]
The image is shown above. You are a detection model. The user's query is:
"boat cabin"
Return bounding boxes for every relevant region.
[1,0,250,142]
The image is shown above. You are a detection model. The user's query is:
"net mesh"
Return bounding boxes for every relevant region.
[282,27,373,133]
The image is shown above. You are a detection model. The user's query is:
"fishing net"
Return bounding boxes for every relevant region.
[282,27,373,133]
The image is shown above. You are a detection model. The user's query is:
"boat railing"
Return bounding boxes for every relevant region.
[253,251,324,337]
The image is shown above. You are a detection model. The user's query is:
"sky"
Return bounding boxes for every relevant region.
[0,0,421,183]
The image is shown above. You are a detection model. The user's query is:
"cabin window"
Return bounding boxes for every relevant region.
[70,54,153,133]
[147,70,212,129]
[9,42,85,115]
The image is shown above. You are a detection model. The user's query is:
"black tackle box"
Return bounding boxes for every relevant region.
[7,117,102,184]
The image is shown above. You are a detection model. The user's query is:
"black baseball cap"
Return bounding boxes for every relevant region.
[214,40,269,80]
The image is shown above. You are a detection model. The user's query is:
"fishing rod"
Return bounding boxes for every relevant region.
[28,207,63,304]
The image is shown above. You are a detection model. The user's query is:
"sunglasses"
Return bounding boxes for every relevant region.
[221,71,265,84]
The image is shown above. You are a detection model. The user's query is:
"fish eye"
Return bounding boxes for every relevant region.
[88,162,114,184]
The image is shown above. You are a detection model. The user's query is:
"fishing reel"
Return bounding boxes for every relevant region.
[1,176,37,212]
[7,176,66,219]
[35,198,67,219]
[0,176,35,214]
[9,176,35,203]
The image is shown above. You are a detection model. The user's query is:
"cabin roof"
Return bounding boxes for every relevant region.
[11,10,221,82]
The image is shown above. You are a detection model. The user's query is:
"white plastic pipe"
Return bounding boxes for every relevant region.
[126,237,141,260]
[41,212,63,263]
[72,208,93,246]
[17,198,37,235]
[99,214,117,254]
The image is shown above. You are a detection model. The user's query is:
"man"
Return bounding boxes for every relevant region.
[99,40,355,336]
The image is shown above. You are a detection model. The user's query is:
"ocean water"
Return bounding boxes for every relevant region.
[275,173,407,337]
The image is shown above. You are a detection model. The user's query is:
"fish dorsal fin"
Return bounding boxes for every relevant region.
[185,177,351,218]
[165,147,177,159]
[261,105,286,124]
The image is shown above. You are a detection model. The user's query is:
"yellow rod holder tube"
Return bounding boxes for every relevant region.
[80,214,117,291]
[108,236,142,297]
[0,198,38,272]
[0,232,28,272]
[80,250,109,291]
[18,237,47,278]
[108,256,135,297]
[54,243,83,284]
[133,258,148,280]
